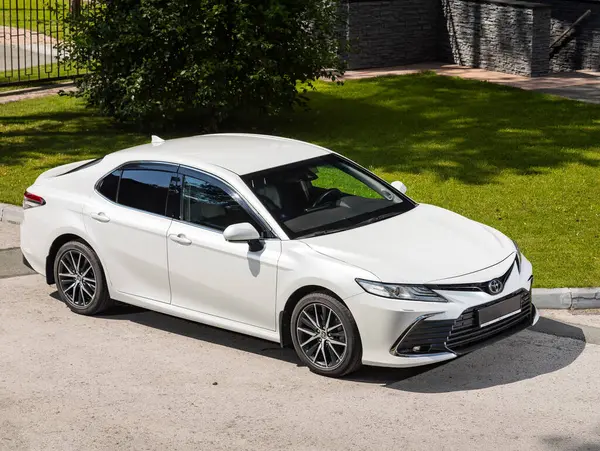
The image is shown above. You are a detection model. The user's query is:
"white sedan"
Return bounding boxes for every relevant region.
[21,134,538,377]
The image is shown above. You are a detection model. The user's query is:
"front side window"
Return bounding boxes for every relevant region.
[182,175,259,232]
[117,168,175,215]
[243,155,415,238]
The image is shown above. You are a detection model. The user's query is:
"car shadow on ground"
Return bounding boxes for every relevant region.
[541,428,600,451]
[49,293,586,391]
[87,300,302,365]
[349,318,586,393]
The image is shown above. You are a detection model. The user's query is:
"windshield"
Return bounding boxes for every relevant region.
[243,155,416,239]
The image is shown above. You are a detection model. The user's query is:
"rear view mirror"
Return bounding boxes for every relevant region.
[223,223,263,252]
[391,181,407,194]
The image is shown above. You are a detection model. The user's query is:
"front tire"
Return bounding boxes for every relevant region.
[54,241,112,315]
[290,292,362,377]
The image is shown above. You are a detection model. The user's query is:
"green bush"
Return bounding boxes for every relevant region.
[60,0,345,130]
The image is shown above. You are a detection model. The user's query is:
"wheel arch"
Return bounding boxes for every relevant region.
[278,285,348,348]
[45,233,94,284]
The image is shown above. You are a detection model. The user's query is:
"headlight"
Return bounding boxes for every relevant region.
[512,239,520,254]
[513,239,522,271]
[355,279,447,302]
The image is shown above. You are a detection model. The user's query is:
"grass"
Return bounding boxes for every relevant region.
[0,72,599,287]
[0,63,81,89]
[0,0,61,33]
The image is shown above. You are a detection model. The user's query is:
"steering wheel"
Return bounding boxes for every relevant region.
[311,188,342,209]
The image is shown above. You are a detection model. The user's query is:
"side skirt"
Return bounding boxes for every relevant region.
[112,292,281,344]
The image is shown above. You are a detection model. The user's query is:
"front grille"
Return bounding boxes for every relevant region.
[446,289,532,352]
[427,258,517,295]
[392,289,533,356]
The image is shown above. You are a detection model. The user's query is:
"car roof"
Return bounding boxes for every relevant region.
[106,133,332,176]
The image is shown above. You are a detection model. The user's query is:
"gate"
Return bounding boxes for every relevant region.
[1,0,85,87]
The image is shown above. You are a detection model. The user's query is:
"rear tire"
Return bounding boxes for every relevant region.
[290,292,362,377]
[53,241,113,315]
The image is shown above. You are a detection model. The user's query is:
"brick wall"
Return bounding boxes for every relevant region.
[344,0,440,69]
[439,0,551,76]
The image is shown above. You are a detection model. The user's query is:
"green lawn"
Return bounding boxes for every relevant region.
[1,72,599,287]
[0,63,81,89]
[0,0,60,33]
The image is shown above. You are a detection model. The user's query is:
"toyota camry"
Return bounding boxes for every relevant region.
[21,134,538,377]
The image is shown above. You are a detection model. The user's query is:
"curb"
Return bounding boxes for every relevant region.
[0,82,75,98]
[534,287,600,309]
[0,203,23,225]
[1,203,599,308]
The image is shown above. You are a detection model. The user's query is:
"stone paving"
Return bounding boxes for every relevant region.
[0,82,75,104]
[344,62,600,104]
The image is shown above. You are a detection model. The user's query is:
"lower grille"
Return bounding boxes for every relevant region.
[446,289,532,353]
[392,289,534,356]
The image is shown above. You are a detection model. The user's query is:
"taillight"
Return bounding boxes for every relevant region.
[23,191,46,209]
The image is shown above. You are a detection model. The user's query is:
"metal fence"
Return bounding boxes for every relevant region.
[1,0,85,86]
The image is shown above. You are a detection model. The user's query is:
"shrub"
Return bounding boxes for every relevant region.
[60,0,345,130]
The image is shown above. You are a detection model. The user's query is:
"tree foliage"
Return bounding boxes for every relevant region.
[60,0,345,130]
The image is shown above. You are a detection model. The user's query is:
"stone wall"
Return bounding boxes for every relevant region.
[343,0,600,76]
[344,0,440,69]
[542,0,600,72]
[439,0,551,76]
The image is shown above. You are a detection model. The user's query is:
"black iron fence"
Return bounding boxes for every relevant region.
[0,0,86,86]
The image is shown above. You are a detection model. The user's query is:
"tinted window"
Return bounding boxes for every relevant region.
[97,169,121,202]
[118,169,175,215]
[243,155,415,239]
[182,175,259,231]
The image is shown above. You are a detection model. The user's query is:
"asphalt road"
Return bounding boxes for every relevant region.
[1,222,600,450]
[0,44,58,73]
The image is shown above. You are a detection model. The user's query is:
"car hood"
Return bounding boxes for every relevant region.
[300,204,515,284]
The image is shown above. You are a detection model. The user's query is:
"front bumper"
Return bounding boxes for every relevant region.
[344,255,537,368]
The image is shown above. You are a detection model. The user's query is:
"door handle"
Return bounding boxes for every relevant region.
[169,233,192,246]
[91,212,110,223]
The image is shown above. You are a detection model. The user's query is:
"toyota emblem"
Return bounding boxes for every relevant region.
[488,279,503,294]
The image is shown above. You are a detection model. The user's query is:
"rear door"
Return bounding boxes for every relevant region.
[84,162,180,303]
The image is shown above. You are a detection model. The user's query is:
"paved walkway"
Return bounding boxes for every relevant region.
[0,82,76,104]
[344,63,600,104]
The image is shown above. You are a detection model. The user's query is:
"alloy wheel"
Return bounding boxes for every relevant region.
[295,303,348,370]
[57,250,97,307]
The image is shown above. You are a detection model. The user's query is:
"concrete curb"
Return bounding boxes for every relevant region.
[0,81,75,98]
[1,203,599,308]
[534,287,600,309]
[0,203,23,225]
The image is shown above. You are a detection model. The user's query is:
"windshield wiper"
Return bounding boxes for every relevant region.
[354,210,401,227]
[300,224,354,238]
[299,211,401,239]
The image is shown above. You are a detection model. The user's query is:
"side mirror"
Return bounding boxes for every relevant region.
[223,223,263,252]
[391,181,407,194]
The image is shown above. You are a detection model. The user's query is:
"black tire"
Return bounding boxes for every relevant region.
[53,240,113,315]
[290,292,362,377]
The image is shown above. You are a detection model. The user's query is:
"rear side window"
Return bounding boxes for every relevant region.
[118,169,175,215]
[97,169,121,202]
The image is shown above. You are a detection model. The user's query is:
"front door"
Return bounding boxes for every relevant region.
[166,170,280,330]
